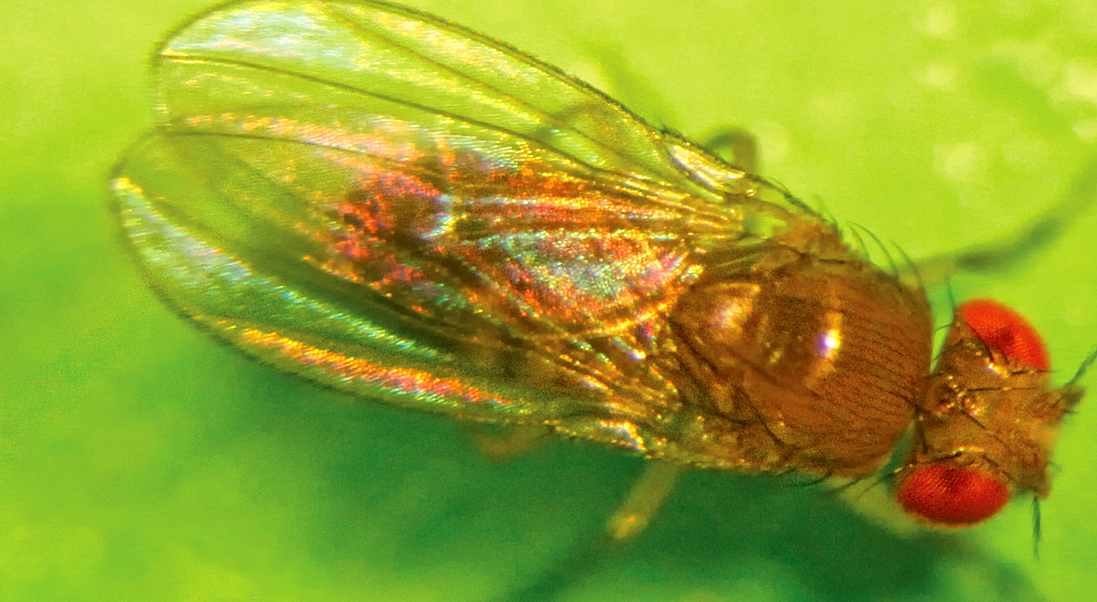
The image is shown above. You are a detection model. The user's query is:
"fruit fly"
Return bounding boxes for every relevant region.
[111,0,1087,536]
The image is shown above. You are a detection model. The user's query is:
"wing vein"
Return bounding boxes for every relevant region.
[319,1,657,175]
[160,54,664,192]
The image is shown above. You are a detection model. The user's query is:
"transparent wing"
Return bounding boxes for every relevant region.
[113,0,837,450]
[157,0,719,195]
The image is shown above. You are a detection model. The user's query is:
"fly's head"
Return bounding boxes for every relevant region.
[897,299,1083,527]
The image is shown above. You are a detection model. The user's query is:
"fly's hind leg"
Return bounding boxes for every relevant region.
[903,155,1097,288]
[485,460,686,602]
[605,460,685,541]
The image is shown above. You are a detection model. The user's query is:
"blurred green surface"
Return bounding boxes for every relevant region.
[3,0,1097,600]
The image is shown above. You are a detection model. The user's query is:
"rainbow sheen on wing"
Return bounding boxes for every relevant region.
[115,0,943,479]
[113,0,842,455]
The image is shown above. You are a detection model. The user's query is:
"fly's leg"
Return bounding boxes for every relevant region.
[487,460,685,602]
[534,46,763,177]
[472,421,685,538]
[575,41,762,176]
[465,423,553,461]
[605,460,684,540]
[703,127,760,173]
[903,156,1097,287]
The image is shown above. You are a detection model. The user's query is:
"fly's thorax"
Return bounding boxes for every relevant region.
[896,301,1075,526]
[665,247,933,477]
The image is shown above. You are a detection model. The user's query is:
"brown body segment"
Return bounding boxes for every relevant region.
[666,244,933,478]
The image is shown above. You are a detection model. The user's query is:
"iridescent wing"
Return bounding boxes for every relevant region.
[112,0,836,450]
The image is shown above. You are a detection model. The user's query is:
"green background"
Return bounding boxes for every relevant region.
[4,0,1097,600]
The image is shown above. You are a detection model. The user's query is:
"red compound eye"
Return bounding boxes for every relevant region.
[896,464,1010,526]
[959,299,1049,371]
